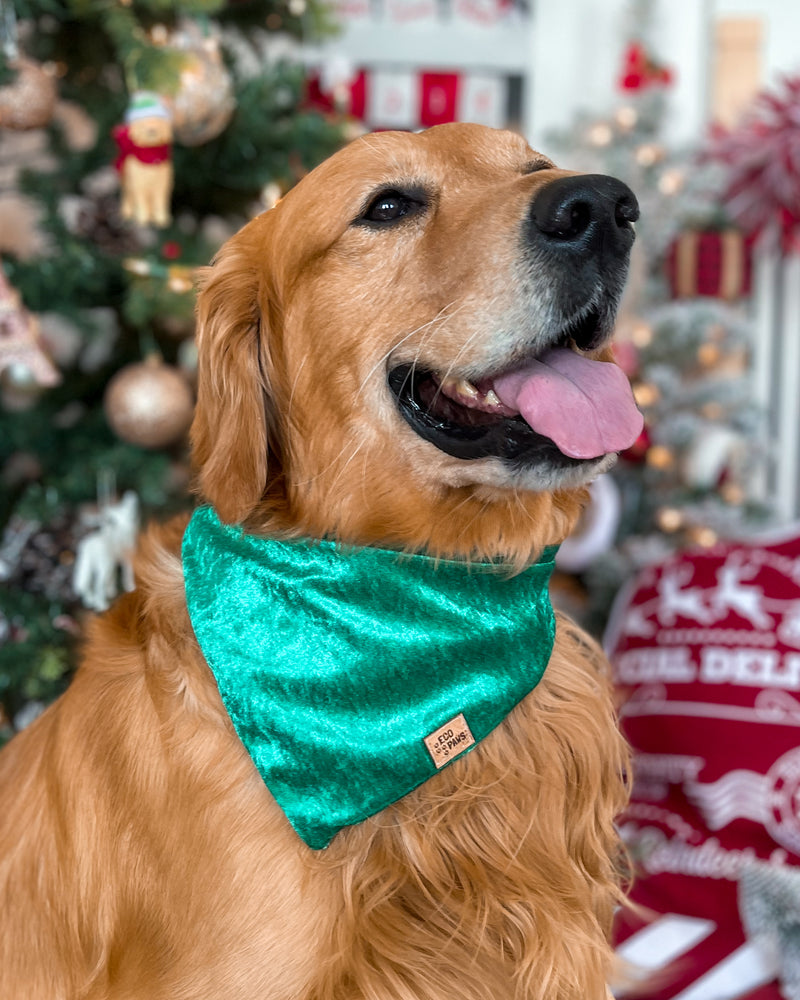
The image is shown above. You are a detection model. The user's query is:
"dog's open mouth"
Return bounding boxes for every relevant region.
[388,335,643,467]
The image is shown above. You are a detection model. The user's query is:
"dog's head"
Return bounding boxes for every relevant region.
[192,124,641,560]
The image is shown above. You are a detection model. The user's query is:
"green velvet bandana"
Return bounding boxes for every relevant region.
[182,505,558,849]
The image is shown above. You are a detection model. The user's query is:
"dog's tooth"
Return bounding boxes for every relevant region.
[456,378,479,399]
[483,389,502,408]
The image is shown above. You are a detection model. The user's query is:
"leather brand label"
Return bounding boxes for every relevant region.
[424,713,475,769]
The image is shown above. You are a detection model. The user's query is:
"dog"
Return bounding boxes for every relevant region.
[0,123,641,1000]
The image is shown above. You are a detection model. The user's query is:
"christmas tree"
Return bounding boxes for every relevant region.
[0,0,346,740]
[549,0,771,635]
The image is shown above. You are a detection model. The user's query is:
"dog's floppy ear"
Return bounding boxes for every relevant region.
[191,221,276,524]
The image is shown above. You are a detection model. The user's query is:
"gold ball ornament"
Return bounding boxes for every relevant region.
[0,360,45,411]
[0,57,57,130]
[104,356,194,449]
[162,22,235,146]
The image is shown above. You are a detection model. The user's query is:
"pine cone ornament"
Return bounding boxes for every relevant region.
[60,191,141,256]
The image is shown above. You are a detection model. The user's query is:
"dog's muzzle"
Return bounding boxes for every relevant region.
[388,173,643,471]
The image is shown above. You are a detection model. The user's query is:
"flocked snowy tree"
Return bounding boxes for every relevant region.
[548,0,771,633]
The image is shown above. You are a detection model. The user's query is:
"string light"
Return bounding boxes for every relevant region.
[634,382,660,407]
[657,508,683,532]
[123,258,197,293]
[615,106,638,131]
[697,343,721,368]
[588,123,613,147]
[721,483,745,505]
[261,182,283,210]
[646,445,674,469]
[635,144,664,167]
[688,526,718,548]
[631,321,653,348]
[658,168,685,195]
[702,402,724,420]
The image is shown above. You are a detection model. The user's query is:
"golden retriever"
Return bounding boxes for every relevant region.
[0,123,640,1000]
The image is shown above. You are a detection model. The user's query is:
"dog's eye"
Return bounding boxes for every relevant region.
[361,189,423,225]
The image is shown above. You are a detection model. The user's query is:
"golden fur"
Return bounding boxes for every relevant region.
[0,124,630,1000]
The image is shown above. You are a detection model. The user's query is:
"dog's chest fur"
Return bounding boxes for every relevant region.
[0,520,625,1000]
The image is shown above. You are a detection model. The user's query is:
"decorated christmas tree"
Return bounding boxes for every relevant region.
[0,0,346,739]
[549,0,771,634]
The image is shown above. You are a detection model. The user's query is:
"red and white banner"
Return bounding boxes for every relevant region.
[606,530,800,1000]
[385,0,437,23]
[308,66,508,131]
[328,0,372,23]
[452,0,512,25]
[419,72,459,127]
[459,73,506,128]
[366,70,421,129]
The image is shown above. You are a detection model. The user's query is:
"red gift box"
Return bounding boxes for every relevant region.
[666,229,754,300]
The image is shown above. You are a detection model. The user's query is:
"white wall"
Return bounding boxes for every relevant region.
[529,0,710,151]
[313,0,800,151]
[530,0,800,152]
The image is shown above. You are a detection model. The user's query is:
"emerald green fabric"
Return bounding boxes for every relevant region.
[182,505,558,849]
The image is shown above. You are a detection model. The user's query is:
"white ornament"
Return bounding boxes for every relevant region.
[557,474,621,573]
[73,491,139,611]
[683,424,742,490]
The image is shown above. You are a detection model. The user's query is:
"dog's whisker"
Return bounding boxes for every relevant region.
[289,430,362,489]
[326,438,367,499]
[424,325,489,414]
[286,352,309,421]
[511,488,538,527]
[354,301,463,403]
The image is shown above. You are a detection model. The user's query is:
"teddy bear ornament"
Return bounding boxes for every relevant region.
[113,91,174,228]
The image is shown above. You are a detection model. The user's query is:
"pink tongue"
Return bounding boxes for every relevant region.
[492,348,644,459]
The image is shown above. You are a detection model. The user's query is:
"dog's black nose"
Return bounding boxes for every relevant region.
[528,174,639,257]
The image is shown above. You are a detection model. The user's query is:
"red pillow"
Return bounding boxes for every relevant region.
[606,530,800,1000]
